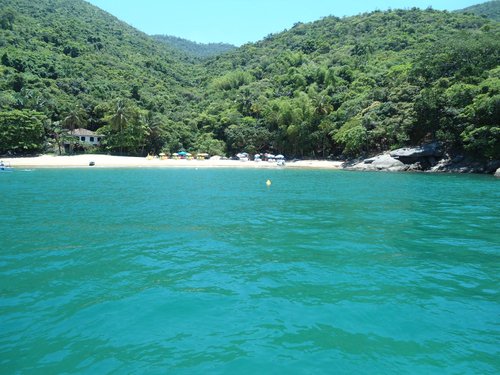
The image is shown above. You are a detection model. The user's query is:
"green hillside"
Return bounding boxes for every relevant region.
[1,0,499,162]
[458,0,500,21]
[199,7,500,159]
[153,35,236,59]
[0,0,208,155]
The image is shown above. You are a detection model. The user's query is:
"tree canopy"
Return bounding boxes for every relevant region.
[0,0,499,161]
[152,35,236,59]
[458,0,500,21]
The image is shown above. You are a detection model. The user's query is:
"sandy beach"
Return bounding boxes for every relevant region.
[2,154,345,169]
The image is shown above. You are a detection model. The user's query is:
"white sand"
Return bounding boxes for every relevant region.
[2,154,345,169]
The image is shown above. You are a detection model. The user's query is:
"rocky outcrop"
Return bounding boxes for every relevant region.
[347,143,443,172]
[430,157,500,174]
[390,142,443,167]
[344,142,499,174]
[390,142,442,160]
[348,154,406,171]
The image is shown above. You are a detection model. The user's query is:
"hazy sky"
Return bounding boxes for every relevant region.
[85,0,482,45]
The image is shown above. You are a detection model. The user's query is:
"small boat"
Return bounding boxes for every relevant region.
[0,161,13,172]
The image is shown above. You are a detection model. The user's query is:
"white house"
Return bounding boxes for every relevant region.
[70,128,103,145]
[64,128,103,153]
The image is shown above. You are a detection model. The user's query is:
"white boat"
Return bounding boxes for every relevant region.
[0,161,13,172]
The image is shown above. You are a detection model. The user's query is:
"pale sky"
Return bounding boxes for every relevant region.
[85,0,483,45]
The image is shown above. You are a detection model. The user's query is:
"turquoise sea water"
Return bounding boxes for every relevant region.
[1,168,499,374]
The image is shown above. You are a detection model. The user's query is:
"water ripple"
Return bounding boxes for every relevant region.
[1,169,498,373]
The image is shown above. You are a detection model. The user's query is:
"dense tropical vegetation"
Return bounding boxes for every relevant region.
[153,35,236,59]
[1,0,499,162]
[0,0,206,155]
[459,0,500,21]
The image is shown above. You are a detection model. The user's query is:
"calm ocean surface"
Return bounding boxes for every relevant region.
[0,168,499,374]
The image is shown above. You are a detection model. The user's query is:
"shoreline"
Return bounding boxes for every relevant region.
[3,154,497,175]
[1,154,345,170]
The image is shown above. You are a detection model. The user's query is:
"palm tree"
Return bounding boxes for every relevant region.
[313,94,333,116]
[49,121,65,155]
[143,111,165,155]
[63,104,86,154]
[63,104,86,132]
[110,99,129,155]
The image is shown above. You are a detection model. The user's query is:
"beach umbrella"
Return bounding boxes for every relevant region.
[172,153,179,156]
[159,152,166,156]
[178,151,188,156]
[276,154,285,159]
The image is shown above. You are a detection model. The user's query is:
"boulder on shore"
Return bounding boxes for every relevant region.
[350,154,406,171]
[431,157,500,174]
[390,142,443,164]
[343,143,498,174]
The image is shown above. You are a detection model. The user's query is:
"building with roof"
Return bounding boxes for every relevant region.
[64,128,103,153]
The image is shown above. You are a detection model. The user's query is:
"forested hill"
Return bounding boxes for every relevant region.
[0,0,499,163]
[458,0,500,21]
[0,0,208,155]
[153,35,236,59]
[199,7,499,159]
